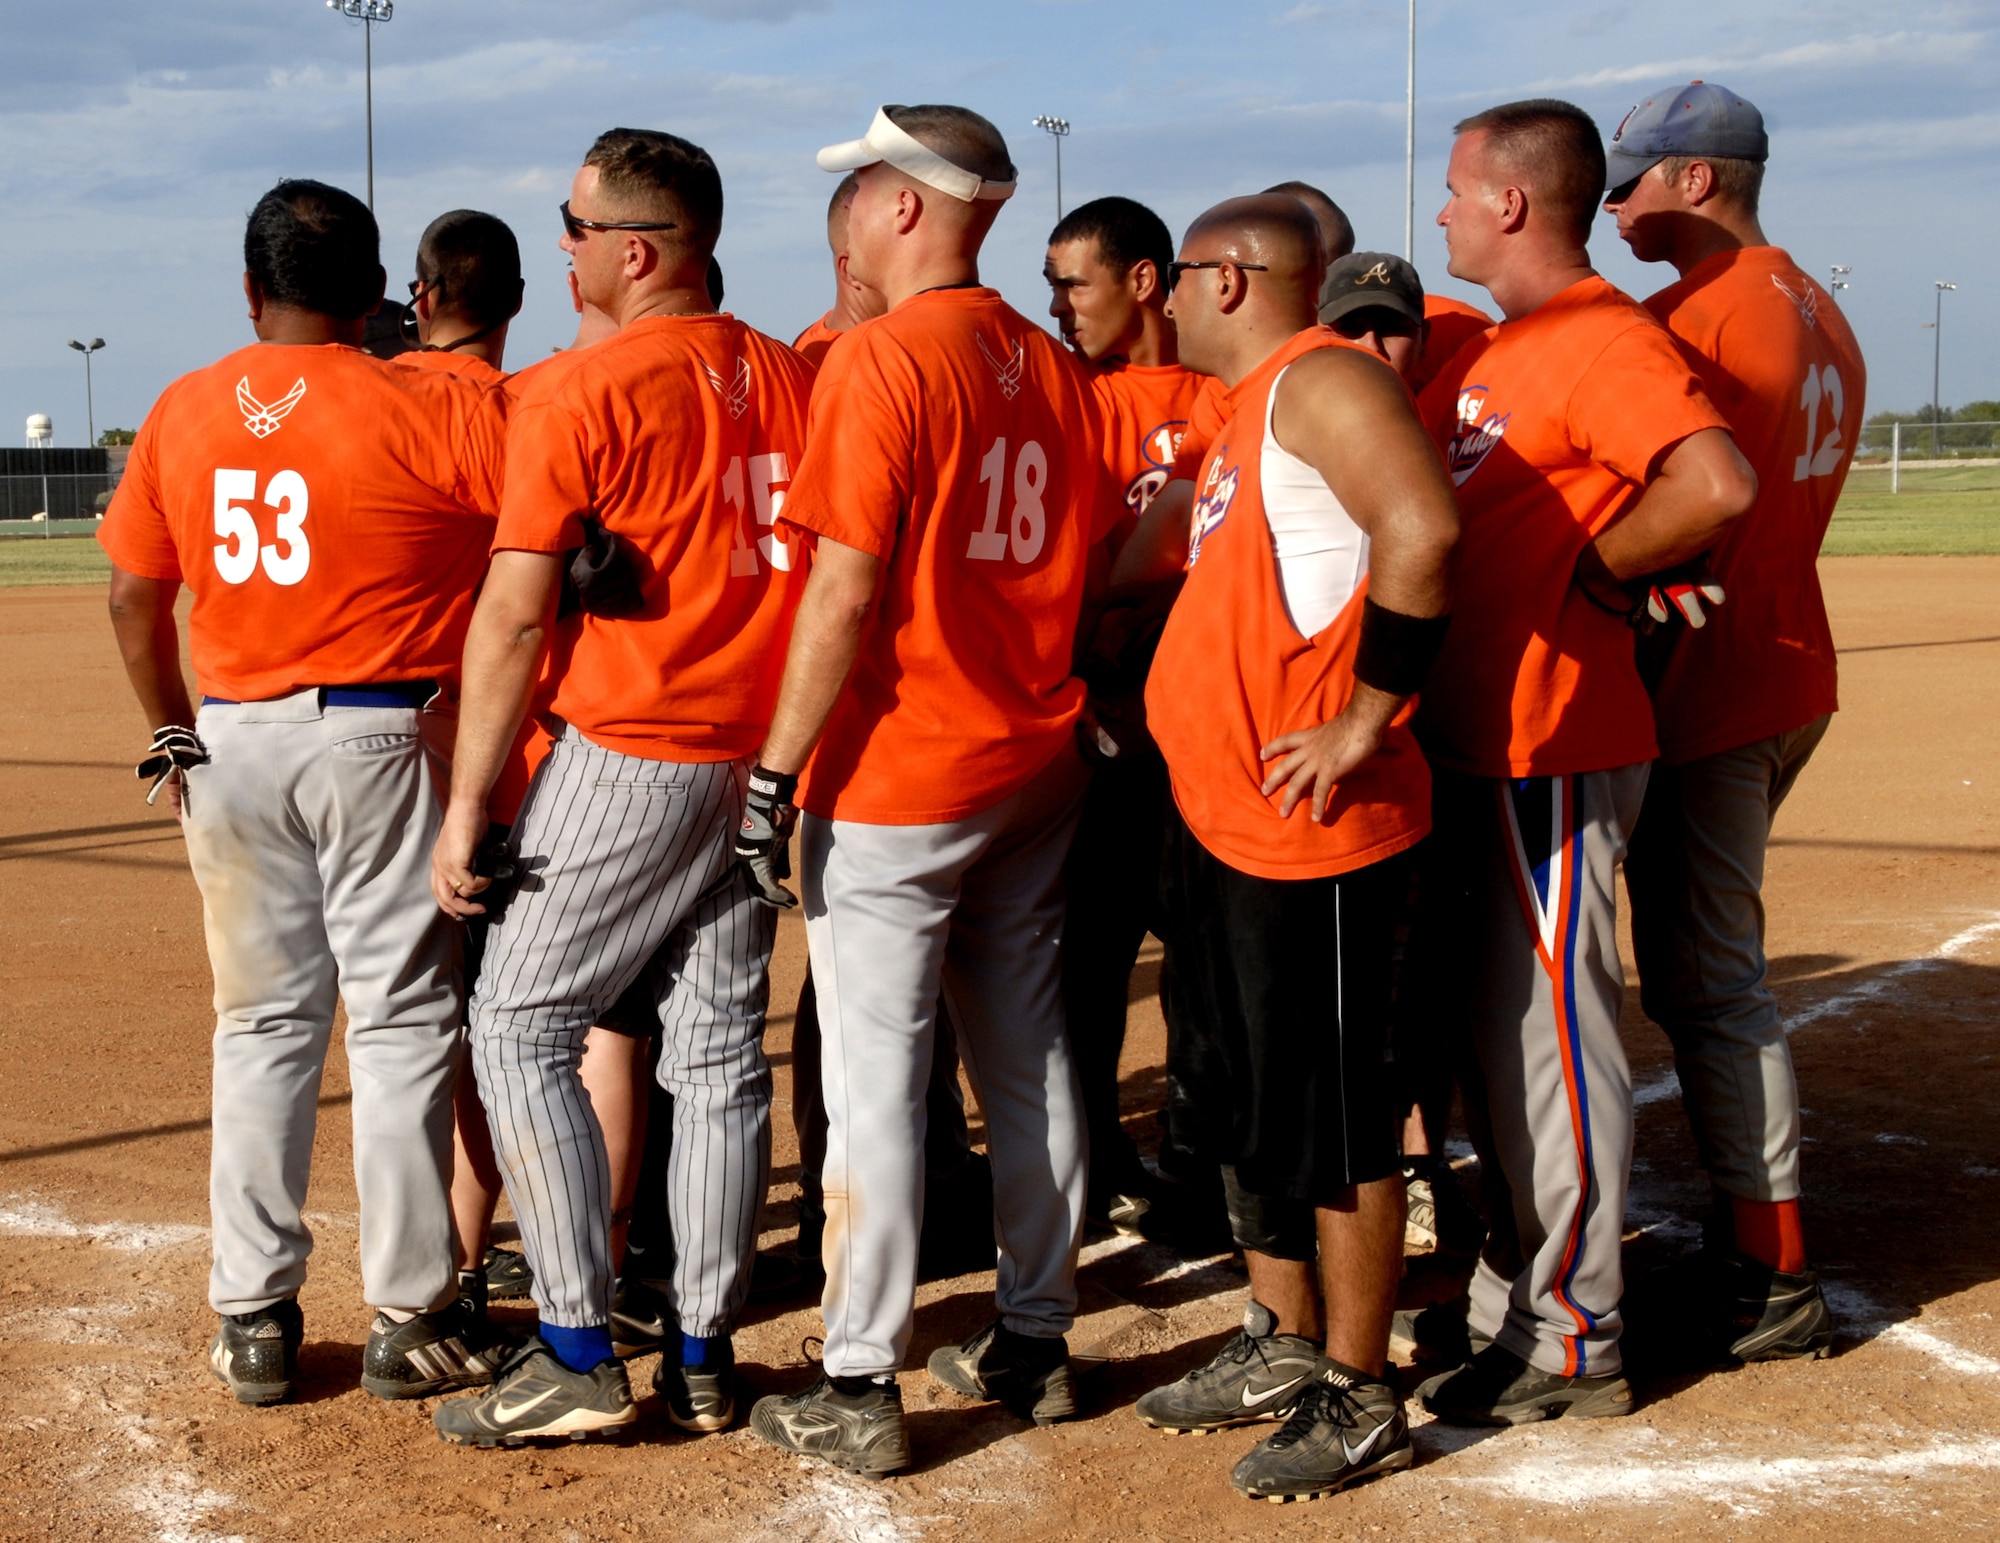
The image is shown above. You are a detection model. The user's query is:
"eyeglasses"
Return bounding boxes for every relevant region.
[407,276,442,300]
[559,200,679,241]
[1166,260,1268,293]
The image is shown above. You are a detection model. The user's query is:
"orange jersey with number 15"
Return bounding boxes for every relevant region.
[780,287,1113,825]
[99,342,506,703]
[1644,246,1865,763]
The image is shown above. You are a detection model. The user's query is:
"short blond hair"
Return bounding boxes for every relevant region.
[1657,154,1764,215]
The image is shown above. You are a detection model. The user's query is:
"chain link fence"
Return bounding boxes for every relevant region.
[1849,421,2000,496]
[0,471,118,534]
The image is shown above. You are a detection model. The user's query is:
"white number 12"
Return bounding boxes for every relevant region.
[1794,364,1847,482]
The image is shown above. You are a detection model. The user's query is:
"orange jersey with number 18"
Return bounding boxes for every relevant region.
[99,341,507,703]
[780,287,1112,825]
[1644,247,1865,763]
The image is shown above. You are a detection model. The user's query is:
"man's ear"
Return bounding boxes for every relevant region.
[1129,257,1162,307]
[365,264,387,314]
[1681,159,1719,208]
[1495,184,1530,236]
[891,185,924,236]
[243,272,265,323]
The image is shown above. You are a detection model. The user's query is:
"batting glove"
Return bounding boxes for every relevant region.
[135,724,209,806]
[1637,560,1727,634]
[736,764,800,909]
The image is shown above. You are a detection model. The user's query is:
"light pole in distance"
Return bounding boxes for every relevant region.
[1828,265,1850,292]
[1031,115,1070,222]
[327,0,394,212]
[66,338,105,448]
[1404,0,1416,259]
[1931,280,1957,458]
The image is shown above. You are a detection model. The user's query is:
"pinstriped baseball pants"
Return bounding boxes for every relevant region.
[468,725,774,1336]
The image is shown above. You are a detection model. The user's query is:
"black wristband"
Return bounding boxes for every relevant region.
[1352,597,1451,698]
[748,764,799,805]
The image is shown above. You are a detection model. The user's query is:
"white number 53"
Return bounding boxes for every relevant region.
[213,468,311,585]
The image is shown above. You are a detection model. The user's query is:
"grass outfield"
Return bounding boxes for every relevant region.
[2,476,1997,587]
[0,534,110,586]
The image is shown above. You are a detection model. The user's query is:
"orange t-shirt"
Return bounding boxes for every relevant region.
[1645,247,1865,763]
[394,349,509,388]
[780,287,1112,825]
[495,313,815,762]
[1091,361,1207,546]
[792,313,844,369]
[1407,293,1496,398]
[99,342,505,703]
[1148,331,1431,880]
[1169,375,1234,482]
[1414,275,1730,778]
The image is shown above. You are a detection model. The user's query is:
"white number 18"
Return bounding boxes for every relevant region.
[968,437,1047,563]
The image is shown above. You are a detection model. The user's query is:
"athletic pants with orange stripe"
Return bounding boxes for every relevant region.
[1427,763,1648,1379]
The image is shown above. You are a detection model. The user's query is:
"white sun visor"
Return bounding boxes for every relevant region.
[816,106,1016,203]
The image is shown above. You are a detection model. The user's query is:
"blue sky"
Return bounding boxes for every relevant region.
[2,1,1992,443]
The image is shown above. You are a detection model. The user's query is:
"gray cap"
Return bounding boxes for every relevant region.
[1319,252,1424,329]
[1606,80,1768,191]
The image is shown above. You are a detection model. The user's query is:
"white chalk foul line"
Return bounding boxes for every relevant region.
[1632,910,2000,1109]
[0,1193,205,1252]
[1823,1282,2000,1377]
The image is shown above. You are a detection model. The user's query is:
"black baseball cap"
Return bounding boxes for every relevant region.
[1319,251,1425,329]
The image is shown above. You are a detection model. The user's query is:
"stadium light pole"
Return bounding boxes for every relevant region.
[1932,280,1957,458]
[66,338,104,449]
[1031,115,1071,222]
[1404,0,1416,260]
[1828,264,1850,292]
[327,0,394,212]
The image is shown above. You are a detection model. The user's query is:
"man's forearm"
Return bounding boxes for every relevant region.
[1589,429,1756,580]
[107,571,194,728]
[758,587,869,777]
[450,608,547,810]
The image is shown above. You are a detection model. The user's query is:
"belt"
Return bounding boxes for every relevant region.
[202,680,437,708]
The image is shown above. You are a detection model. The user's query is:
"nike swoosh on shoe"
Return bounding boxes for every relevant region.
[1238,1376,1307,1410]
[492,1386,563,1425]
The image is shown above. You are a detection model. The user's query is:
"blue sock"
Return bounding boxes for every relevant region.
[681,1331,730,1367]
[539,1322,615,1373]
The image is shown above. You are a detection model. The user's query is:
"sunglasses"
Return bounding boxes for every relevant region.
[406,276,441,300]
[559,200,679,241]
[1167,259,1269,293]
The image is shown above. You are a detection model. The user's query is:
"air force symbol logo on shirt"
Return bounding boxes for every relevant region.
[702,358,751,419]
[237,377,307,439]
[1770,274,1821,331]
[1185,452,1238,568]
[977,336,1026,400]
[1446,385,1509,487]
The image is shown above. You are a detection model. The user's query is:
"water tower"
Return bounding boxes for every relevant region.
[26,414,52,448]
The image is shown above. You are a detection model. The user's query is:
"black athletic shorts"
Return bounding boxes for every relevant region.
[1159,808,1406,1203]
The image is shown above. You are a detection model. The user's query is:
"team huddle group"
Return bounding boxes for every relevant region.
[98,79,1865,1504]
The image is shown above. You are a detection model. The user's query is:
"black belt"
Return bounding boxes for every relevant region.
[202,680,436,708]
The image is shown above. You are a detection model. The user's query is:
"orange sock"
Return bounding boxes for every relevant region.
[1730,1197,1807,1273]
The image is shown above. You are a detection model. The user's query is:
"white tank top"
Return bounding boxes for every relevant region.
[1261,361,1371,638]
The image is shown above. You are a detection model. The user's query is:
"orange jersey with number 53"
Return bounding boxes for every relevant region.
[1643,247,1865,763]
[496,313,815,763]
[99,341,506,702]
[781,287,1113,824]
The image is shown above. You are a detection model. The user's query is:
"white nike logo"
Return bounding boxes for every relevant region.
[1342,1419,1387,1466]
[1239,1375,1306,1409]
[491,1385,563,1425]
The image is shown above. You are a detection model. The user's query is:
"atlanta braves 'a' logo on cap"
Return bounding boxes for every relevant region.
[1358,261,1394,286]
[1446,386,1509,487]
[1770,275,1821,331]
[701,358,751,419]
[976,335,1026,400]
[1186,453,1239,568]
[237,377,307,439]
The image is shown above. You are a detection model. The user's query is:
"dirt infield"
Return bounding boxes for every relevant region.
[3,561,1999,1542]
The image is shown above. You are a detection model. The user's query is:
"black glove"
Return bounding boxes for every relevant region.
[557,515,648,620]
[736,764,799,909]
[135,724,209,805]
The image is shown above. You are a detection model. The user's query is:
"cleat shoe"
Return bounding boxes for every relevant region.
[1404,1172,1439,1253]
[361,1301,512,1401]
[1104,1191,1152,1235]
[434,1339,635,1447]
[1136,1300,1320,1433]
[208,1298,303,1406]
[1389,1300,1492,1369]
[481,1247,534,1302]
[1402,1161,1484,1256]
[655,1336,737,1433]
[926,1319,1076,1426]
[610,1277,671,1360]
[1418,1343,1633,1426]
[749,1372,910,1477]
[1723,1257,1834,1362]
[1230,1363,1412,1503]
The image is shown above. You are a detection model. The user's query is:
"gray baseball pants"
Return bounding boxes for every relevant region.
[1432,763,1649,1380]
[184,690,462,1318]
[1624,715,1831,1203]
[469,726,773,1337]
[802,748,1089,1379]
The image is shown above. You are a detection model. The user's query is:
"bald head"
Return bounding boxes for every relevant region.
[1183,195,1323,300]
[827,171,859,253]
[1264,180,1355,264]
[1169,195,1325,382]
